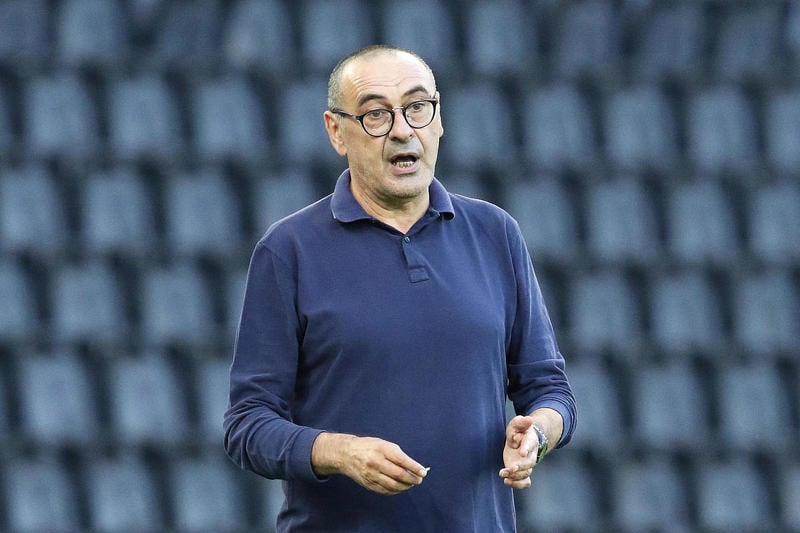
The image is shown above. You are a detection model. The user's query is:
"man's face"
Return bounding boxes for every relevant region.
[324,52,444,206]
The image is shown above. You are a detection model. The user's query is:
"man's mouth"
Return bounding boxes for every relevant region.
[390,154,419,169]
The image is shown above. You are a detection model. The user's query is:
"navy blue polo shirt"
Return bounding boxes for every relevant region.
[225,170,575,532]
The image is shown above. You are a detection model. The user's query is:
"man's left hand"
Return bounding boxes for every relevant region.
[499,415,538,489]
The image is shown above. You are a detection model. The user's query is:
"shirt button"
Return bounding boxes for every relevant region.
[403,236,411,243]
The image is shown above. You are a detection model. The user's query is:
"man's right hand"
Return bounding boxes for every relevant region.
[311,433,429,495]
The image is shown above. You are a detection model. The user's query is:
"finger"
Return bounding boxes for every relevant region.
[518,430,539,458]
[385,445,429,478]
[370,472,416,494]
[381,461,426,486]
[504,476,532,489]
[499,460,535,478]
[507,468,533,481]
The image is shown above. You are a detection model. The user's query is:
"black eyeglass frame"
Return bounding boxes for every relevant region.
[330,98,439,138]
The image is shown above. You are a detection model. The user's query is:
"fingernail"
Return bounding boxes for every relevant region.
[419,467,430,477]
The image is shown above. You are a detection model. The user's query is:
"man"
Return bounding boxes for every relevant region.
[225,45,576,532]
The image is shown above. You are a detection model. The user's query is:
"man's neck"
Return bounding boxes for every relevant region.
[350,184,429,235]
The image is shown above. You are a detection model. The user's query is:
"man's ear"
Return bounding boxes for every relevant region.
[434,90,443,138]
[324,111,348,157]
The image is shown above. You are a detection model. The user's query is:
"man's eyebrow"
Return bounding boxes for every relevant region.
[356,85,432,108]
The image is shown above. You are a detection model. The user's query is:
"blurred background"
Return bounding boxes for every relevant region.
[0,0,798,531]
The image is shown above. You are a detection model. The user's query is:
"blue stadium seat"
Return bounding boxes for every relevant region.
[748,181,800,265]
[301,0,373,74]
[0,260,38,343]
[57,0,127,70]
[649,272,724,356]
[464,0,535,79]
[604,86,679,171]
[24,74,99,161]
[170,455,246,532]
[696,460,771,532]
[224,0,293,74]
[714,6,781,83]
[523,84,597,172]
[165,171,241,260]
[5,457,80,532]
[519,457,599,531]
[51,262,127,346]
[85,456,163,532]
[732,271,800,357]
[279,77,336,165]
[18,352,97,446]
[568,271,641,358]
[0,84,13,156]
[553,0,621,82]
[717,363,790,453]
[0,166,68,259]
[253,169,319,234]
[585,179,659,265]
[153,0,221,72]
[108,76,183,163]
[0,0,48,70]
[781,464,800,531]
[612,458,689,531]
[259,478,285,531]
[195,358,230,445]
[441,84,515,171]
[565,361,623,454]
[107,354,189,447]
[666,180,738,266]
[140,264,215,347]
[504,178,579,265]
[81,169,157,259]
[191,77,267,165]
[632,362,709,452]
[633,4,704,82]
[687,87,758,175]
[381,0,457,76]
[765,91,800,175]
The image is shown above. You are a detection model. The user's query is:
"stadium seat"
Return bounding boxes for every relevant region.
[714,6,781,83]
[686,87,758,175]
[765,91,800,175]
[107,354,189,447]
[17,352,97,446]
[0,0,48,70]
[464,0,535,79]
[108,76,183,163]
[5,457,80,532]
[585,179,659,265]
[381,0,457,76]
[632,4,704,82]
[504,178,579,265]
[649,271,724,356]
[717,363,790,453]
[153,0,221,72]
[440,84,516,171]
[748,181,800,264]
[169,455,246,531]
[191,77,267,165]
[564,361,623,454]
[568,270,641,358]
[140,263,216,347]
[223,0,294,75]
[81,169,157,259]
[259,478,285,531]
[85,456,163,532]
[0,84,13,156]
[696,460,771,532]
[51,261,127,346]
[612,458,689,531]
[164,171,241,260]
[195,358,230,444]
[603,86,678,171]
[519,456,599,531]
[631,362,709,452]
[440,173,485,200]
[552,0,621,82]
[301,0,373,74]
[523,84,597,172]
[0,260,38,343]
[732,271,800,357]
[0,166,68,259]
[666,180,738,266]
[781,464,800,531]
[57,0,127,70]
[279,77,337,165]
[252,169,319,234]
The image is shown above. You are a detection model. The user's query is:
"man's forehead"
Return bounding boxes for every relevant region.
[342,52,435,103]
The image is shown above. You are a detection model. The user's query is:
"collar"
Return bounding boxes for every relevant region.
[330,169,455,223]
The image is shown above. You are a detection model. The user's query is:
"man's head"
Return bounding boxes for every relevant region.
[323,46,444,210]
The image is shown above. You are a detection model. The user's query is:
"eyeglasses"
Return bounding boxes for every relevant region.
[331,98,438,137]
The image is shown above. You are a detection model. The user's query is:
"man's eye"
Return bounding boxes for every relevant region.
[365,110,386,120]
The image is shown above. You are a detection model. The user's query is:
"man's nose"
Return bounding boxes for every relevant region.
[388,108,414,141]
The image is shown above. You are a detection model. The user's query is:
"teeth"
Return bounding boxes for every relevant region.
[395,159,414,168]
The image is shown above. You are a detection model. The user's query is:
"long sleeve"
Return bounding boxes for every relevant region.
[223,240,324,481]
[505,219,577,447]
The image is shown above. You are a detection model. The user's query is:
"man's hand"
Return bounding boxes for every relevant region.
[499,415,538,489]
[312,433,429,495]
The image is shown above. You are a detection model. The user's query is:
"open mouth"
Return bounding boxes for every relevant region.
[390,154,419,169]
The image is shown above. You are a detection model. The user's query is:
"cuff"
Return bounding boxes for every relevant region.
[529,398,575,448]
[288,427,328,482]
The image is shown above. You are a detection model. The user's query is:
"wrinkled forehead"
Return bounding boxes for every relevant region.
[341,51,436,107]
